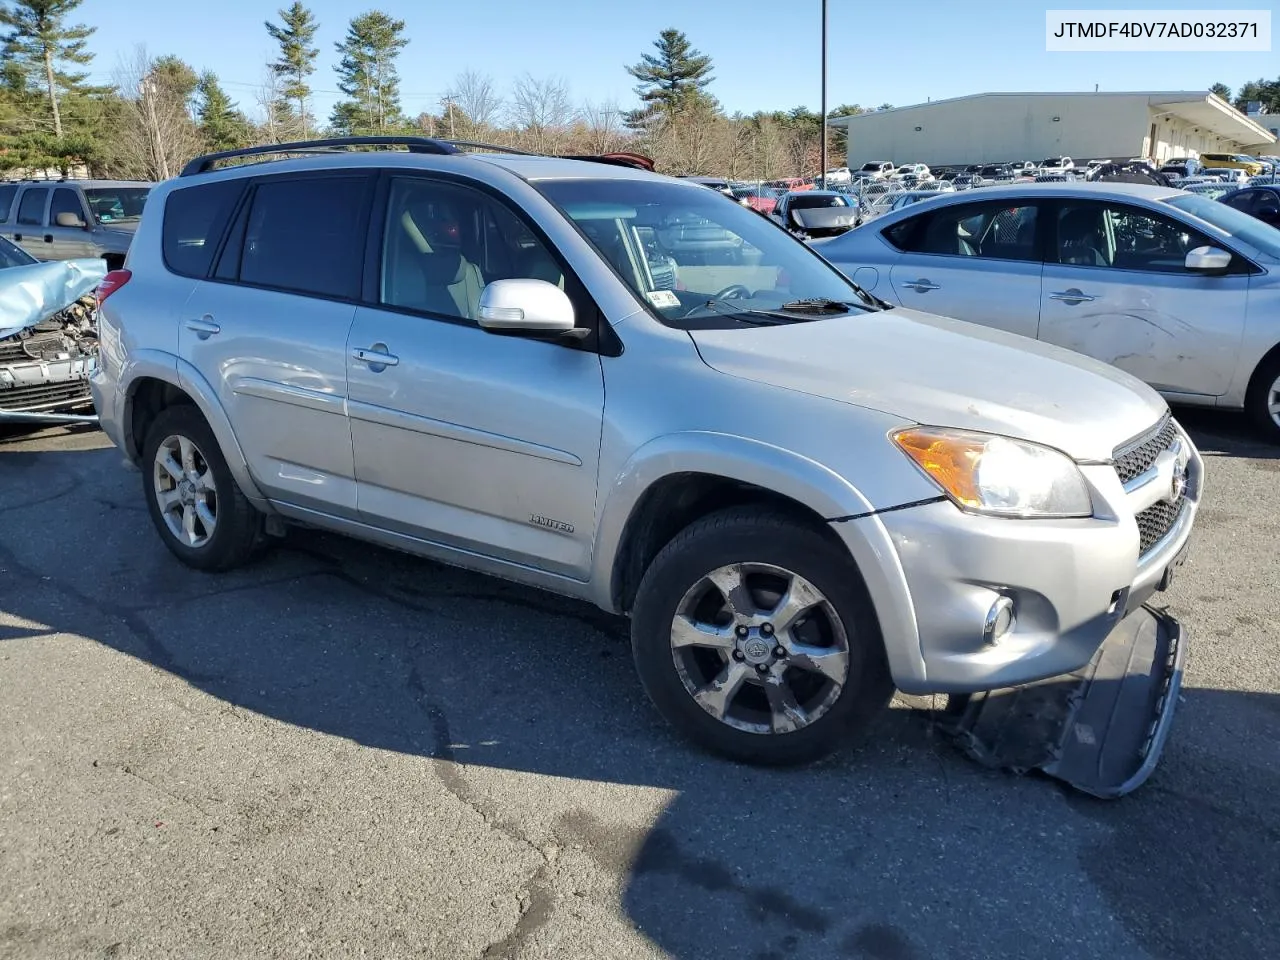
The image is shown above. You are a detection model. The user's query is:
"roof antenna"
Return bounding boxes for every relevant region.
[1095,83,1099,93]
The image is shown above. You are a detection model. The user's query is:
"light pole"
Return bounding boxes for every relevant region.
[819,0,828,189]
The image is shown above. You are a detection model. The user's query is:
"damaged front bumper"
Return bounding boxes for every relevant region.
[0,259,106,425]
[942,604,1185,799]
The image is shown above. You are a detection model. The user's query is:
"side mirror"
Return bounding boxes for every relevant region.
[477,278,577,336]
[55,211,86,228]
[1184,245,1232,272]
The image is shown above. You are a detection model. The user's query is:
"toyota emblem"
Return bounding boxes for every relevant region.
[1169,466,1187,503]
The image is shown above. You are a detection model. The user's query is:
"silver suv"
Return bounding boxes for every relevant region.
[91,138,1203,777]
[0,178,152,269]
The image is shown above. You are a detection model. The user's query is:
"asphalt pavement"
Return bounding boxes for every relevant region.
[0,409,1277,960]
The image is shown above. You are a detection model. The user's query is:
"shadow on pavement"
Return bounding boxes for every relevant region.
[0,431,1276,960]
[1173,406,1279,461]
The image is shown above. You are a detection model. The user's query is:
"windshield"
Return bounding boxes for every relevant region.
[860,163,887,171]
[83,187,150,223]
[1163,191,1280,259]
[534,178,877,327]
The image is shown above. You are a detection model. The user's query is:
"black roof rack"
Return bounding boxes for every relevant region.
[180,135,658,178]
[180,136,461,177]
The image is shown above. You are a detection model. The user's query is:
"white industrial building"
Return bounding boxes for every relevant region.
[829,91,1276,169]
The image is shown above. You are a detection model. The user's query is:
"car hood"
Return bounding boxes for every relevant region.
[689,306,1167,462]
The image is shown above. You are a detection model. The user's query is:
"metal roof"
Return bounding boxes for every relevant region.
[827,91,1276,148]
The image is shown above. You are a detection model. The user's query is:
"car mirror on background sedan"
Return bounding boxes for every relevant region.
[1184,245,1233,273]
[54,212,87,229]
[477,278,578,337]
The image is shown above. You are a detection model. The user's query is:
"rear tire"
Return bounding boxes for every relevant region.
[141,405,262,571]
[1245,353,1280,444]
[631,506,893,765]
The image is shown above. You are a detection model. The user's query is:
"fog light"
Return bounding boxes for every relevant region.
[983,596,1016,645]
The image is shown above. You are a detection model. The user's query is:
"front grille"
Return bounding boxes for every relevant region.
[0,332,68,364]
[0,379,92,413]
[1136,499,1185,555]
[1112,415,1178,485]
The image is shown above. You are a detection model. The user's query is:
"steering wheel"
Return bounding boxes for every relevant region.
[713,284,753,300]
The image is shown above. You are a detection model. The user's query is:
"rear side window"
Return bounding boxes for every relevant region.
[0,185,16,221]
[162,180,245,278]
[235,175,370,300]
[17,188,48,226]
[883,201,1040,262]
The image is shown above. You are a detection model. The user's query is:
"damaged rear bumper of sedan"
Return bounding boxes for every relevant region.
[0,259,106,425]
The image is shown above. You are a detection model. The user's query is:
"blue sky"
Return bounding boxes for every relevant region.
[76,0,1277,122]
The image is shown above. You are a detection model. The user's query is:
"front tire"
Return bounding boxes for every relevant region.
[141,405,262,571]
[631,507,893,765]
[1245,353,1280,444]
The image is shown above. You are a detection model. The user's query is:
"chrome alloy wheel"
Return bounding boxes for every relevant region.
[1268,373,1280,429]
[153,434,218,548]
[669,562,851,735]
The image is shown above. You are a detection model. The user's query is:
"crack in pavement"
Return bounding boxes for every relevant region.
[405,658,560,959]
[0,477,83,515]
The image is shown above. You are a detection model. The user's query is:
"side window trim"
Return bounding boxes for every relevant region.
[362,169,614,355]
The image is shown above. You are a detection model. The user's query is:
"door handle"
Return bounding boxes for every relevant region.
[352,345,399,368]
[43,234,53,243]
[184,316,221,339]
[12,233,21,242]
[1049,288,1097,304]
[905,278,941,292]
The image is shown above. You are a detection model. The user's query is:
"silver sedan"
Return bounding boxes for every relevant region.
[817,182,1280,441]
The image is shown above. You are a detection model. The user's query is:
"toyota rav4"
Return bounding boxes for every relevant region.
[90,138,1203,792]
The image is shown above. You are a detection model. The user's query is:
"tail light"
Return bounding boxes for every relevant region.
[97,269,132,304]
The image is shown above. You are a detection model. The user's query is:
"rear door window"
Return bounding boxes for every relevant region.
[16,188,49,226]
[0,184,16,222]
[162,179,246,278]
[234,174,372,300]
[884,201,1041,261]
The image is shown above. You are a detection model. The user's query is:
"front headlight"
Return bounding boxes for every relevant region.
[892,427,1093,519]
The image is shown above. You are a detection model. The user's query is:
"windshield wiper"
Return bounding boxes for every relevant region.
[777,298,854,314]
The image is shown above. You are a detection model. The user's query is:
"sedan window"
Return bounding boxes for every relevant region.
[1053,202,1210,272]
[885,202,1039,261]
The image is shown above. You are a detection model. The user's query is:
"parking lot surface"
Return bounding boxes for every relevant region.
[1,410,1277,960]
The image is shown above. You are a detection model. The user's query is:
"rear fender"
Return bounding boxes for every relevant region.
[120,352,270,507]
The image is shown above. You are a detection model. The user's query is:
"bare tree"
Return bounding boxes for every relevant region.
[445,69,503,137]
[109,46,205,181]
[579,99,623,154]
[508,73,572,154]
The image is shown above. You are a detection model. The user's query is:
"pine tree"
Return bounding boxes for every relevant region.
[330,10,409,135]
[0,0,95,138]
[624,28,715,128]
[265,2,319,137]
[196,71,251,151]
[1209,83,1232,102]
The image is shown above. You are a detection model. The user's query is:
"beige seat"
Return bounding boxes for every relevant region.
[386,201,485,320]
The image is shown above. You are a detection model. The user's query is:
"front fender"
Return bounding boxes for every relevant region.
[587,430,885,611]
